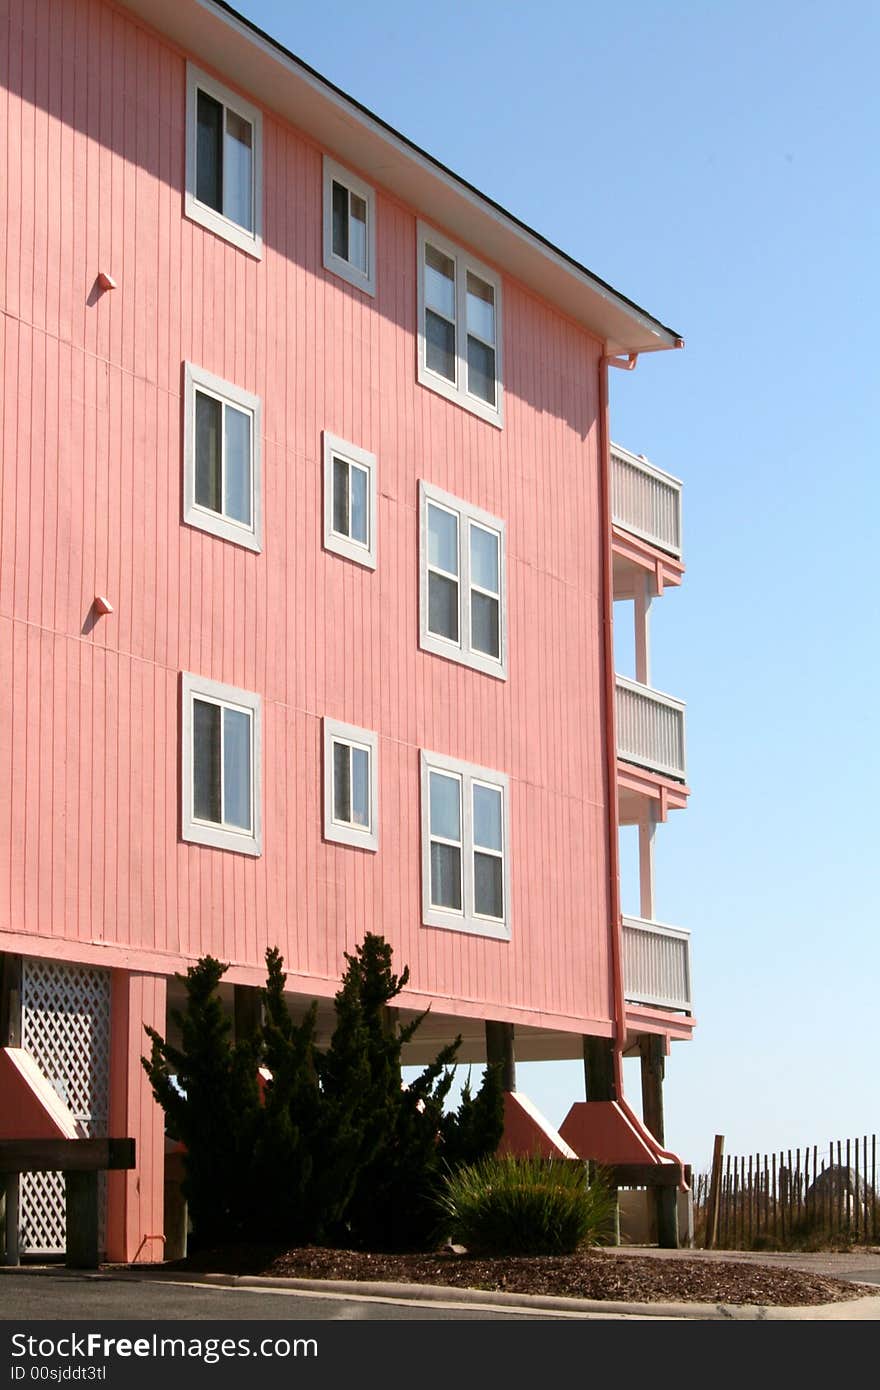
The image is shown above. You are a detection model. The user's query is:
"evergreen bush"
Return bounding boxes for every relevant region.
[142,933,504,1252]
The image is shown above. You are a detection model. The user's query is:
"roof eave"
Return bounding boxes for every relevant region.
[121,0,682,355]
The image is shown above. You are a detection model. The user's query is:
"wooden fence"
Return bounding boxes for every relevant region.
[693,1135,878,1249]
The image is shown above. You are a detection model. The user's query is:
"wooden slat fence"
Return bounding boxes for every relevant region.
[693,1134,877,1249]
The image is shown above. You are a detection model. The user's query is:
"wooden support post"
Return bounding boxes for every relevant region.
[0,953,23,1047]
[582,1035,616,1102]
[485,1021,516,1092]
[3,1177,19,1267]
[705,1134,725,1249]
[582,1036,619,1243]
[379,1006,399,1038]
[639,1034,677,1247]
[634,576,653,686]
[638,812,656,921]
[639,1033,666,1146]
[657,1186,680,1249]
[233,983,262,1043]
[1,954,22,1267]
[64,1171,100,1269]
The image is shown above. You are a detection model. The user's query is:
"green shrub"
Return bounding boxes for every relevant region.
[437,1155,616,1255]
[143,935,504,1251]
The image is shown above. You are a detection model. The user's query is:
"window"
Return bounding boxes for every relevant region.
[183,364,262,551]
[181,674,262,855]
[420,750,510,939]
[323,157,376,296]
[322,433,377,568]
[323,719,379,850]
[419,481,507,679]
[417,223,503,426]
[185,64,262,257]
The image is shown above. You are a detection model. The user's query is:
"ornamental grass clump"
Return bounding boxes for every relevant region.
[438,1154,616,1255]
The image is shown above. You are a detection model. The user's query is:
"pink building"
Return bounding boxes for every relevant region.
[0,0,692,1260]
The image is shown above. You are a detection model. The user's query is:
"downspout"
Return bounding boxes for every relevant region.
[598,353,627,1100]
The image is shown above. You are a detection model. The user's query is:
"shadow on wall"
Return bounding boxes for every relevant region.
[8,0,598,439]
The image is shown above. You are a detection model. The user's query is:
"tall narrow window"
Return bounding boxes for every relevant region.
[323,158,376,295]
[418,224,503,426]
[469,522,500,659]
[472,781,504,919]
[465,272,497,406]
[323,433,377,568]
[186,65,262,257]
[428,769,463,912]
[420,751,509,939]
[426,503,459,644]
[182,674,262,855]
[323,720,379,850]
[424,246,456,383]
[184,365,262,551]
[419,482,507,679]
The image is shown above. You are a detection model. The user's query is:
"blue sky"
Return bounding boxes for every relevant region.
[233,0,879,1172]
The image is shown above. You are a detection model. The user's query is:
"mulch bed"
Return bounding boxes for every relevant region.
[170,1243,868,1307]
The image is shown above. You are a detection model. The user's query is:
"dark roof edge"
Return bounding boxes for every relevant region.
[208,0,682,346]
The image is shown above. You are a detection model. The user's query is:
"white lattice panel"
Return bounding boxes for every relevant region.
[19,960,111,1256]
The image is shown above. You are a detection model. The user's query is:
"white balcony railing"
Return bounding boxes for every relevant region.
[622,916,692,1013]
[616,676,686,781]
[611,443,682,558]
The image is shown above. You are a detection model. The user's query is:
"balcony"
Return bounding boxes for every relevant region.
[611,443,682,558]
[622,916,692,1013]
[615,676,686,782]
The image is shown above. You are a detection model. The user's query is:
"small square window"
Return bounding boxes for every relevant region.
[184,364,262,551]
[417,223,502,426]
[323,719,379,851]
[185,64,262,258]
[420,750,509,939]
[182,674,262,856]
[323,432,377,569]
[323,158,376,296]
[419,481,506,679]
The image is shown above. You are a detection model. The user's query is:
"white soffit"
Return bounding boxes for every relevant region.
[122,0,682,356]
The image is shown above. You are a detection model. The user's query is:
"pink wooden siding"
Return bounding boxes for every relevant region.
[0,0,614,1034]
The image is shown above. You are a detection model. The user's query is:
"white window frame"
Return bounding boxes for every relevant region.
[322,432,377,569]
[419,481,507,680]
[420,750,510,940]
[185,63,263,259]
[181,673,262,856]
[323,719,379,851]
[417,222,503,428]
[322,157,376,297]
[183,363,262,552]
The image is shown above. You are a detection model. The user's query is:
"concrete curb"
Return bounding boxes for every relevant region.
[139,1268,880,1321]
[4,1265,878,1319]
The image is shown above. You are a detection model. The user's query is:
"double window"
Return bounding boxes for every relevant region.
[184,364,262,551]
[185,65,262,257]
[420,751,509,939]
[323,719,379,850]
[181,674,262,856]
[322,433,377,568]
[419,482,506,679]
[417,224,503,426]
[323,158,376,296]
